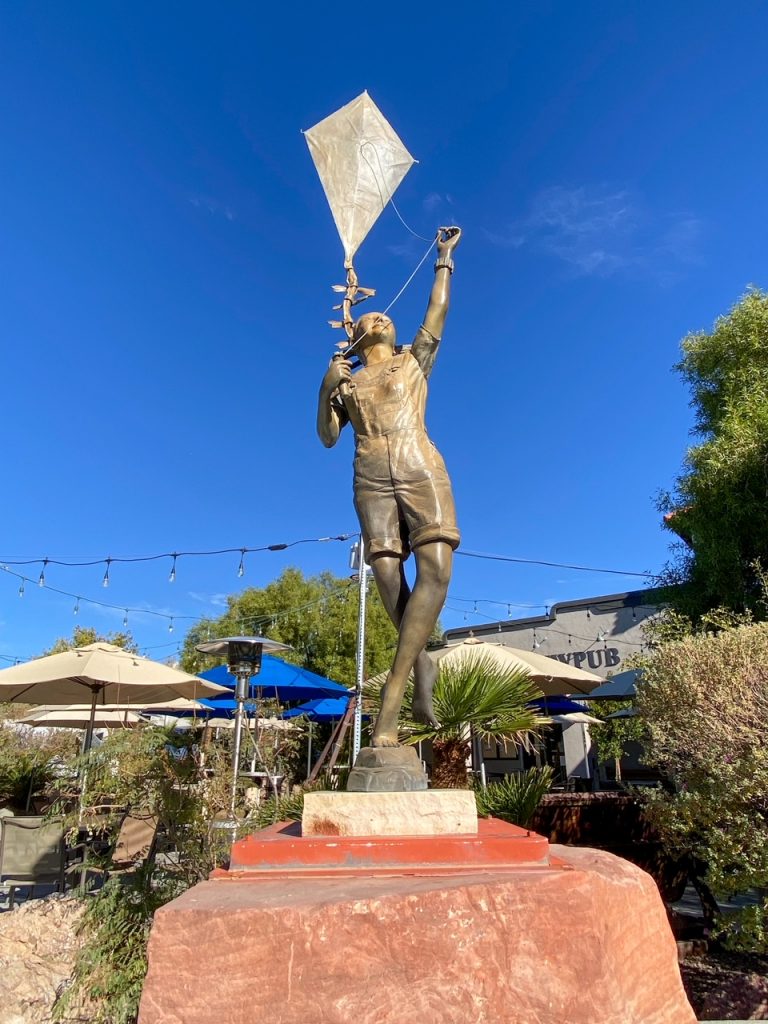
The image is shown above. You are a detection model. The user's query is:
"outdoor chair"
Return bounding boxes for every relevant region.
[0,815,66,909]
[69,809,159,891]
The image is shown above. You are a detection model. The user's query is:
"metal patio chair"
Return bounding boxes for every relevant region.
[0,815,66,909]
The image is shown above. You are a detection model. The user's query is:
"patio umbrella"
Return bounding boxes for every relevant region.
[282,696,352,722]
[18,705,144,729]
[0,643,228,750]
[551,711,605,726]
[199,656,349,704]
[582,669,640,700]
[428,637,603,696]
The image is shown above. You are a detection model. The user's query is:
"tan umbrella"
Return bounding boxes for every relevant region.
[0,643,228,749]
[551,711,605,726]
[428,637,603,696]
[19,705,144,729]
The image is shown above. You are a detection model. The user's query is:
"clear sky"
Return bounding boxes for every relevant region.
[1,2,766,665]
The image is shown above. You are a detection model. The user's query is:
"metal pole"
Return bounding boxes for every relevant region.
[352,546,368,761]
[230,671,248,820]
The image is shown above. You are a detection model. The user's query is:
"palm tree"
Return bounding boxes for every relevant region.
[365,653,547,788]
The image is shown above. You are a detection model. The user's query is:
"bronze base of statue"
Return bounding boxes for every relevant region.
[347,746,428,793]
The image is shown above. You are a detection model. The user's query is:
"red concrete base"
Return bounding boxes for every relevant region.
[139,822,695,1024]
[222,815,551,876]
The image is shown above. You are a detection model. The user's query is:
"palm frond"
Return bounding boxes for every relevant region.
[408,653,547,744]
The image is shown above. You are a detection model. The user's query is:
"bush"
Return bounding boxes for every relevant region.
[638,621,768,951]
[0,709,77,810]
[475,767,553,827]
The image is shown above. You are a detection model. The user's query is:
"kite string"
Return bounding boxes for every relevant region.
[359,141,434,244]
[380,237,437,317]
[343,236,436,360]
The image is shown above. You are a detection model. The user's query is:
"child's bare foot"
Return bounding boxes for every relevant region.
[371,727,400,747]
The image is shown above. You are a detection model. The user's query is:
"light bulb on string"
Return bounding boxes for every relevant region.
[168,554,177,584]
[237,550,246,578]
[102,559,111,588]
[532,631,541,650]
[73,598,80,616]
[168,618,174,634]
[632,607,637,621]
[38,559,48,587]
[18,580,25,598]
[586,609,591,619]
[123,610,129,629]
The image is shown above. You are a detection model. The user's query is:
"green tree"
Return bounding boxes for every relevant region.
[592,699,646,782]
[42,624,137,656]
[179,567,403,688]
[659,288,768,619]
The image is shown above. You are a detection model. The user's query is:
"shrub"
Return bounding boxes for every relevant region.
[475,766,554,827]
[638,621,768,951]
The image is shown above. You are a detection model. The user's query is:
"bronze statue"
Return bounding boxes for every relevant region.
[317,226,461,746]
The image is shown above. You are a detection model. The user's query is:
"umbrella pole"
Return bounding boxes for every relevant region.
[306,721,313,779]
[83,687,98,753]
[229,673,248,820]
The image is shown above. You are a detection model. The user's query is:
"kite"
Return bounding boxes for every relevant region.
[304,91,416,352]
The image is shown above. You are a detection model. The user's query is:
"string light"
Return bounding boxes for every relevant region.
[237,550,246,578]
[18,580,24,598]
[38,559,47,587]
[73,598,80,615]
[0,534,356,574]
[123,610,129,628]
[168,554,177,584]
[102,559,111,588]
[168,618,174,634]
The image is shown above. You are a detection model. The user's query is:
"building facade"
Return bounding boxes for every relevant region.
[444,589,663,680]
[443,589,664,786]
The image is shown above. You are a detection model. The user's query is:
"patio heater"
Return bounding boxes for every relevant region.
[349,541,372,760]
[195,636,290,823]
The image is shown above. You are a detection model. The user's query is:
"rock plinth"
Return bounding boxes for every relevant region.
[139,843,695,1024]
[347,745,428,792]
[302,789,477,837]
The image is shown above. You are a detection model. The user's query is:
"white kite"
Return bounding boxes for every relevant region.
[305,91,415,268]
[305,92,416,350]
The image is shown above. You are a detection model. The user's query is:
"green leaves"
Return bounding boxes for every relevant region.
[475,766,554,828]
[408,653,546,745]
[639,621,768,951]
[662,288,768,617]
[180,567,399,688]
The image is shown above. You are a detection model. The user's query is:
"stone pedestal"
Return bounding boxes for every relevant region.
[347,745,428,792]
[302,789,477,837]
[139,821,695,1024]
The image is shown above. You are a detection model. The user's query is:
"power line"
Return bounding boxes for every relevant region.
[456,549,655,579]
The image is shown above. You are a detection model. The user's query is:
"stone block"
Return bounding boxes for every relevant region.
[139,845,696,1024]
[302,789,478,837]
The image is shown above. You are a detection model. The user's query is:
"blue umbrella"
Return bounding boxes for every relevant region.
[283,696,353,723]
[530,695,588,715]
[199,655,349,705]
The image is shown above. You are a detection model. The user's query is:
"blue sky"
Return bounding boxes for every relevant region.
[1,2,766,665]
